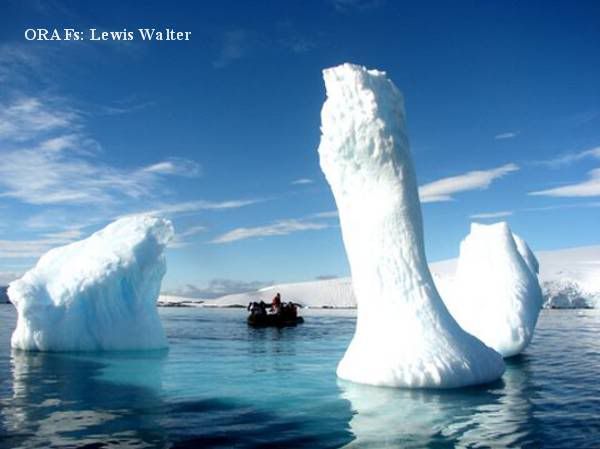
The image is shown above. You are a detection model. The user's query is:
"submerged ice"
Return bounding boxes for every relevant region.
[9,215,173,351]
[317,63,504,388]
[444,222,543,358]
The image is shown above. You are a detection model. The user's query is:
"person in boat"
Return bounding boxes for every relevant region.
[285,301,298,319]
[247,301,267,316]
[271,293,282,314]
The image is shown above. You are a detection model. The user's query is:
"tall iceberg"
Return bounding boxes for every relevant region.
[444,222,543,358]
[317,63,505,388]
[9,215,173,351]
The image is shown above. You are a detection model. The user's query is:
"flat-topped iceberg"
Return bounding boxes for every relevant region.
[444,222,543,358]
[9,215,173,351]
[317,63,505,388]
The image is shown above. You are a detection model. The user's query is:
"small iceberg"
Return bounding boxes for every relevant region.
[317,63,505,388]
[9,215,173,351]
[444,222,543,358]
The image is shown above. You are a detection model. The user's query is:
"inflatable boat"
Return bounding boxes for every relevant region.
[247,301,304,327]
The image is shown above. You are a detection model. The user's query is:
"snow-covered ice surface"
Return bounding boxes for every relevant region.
[197,245,600,310]
[442,223,543,358]
[157,295,204,308]
[201,277,356,309]
[537,246,600,309]
[9,215,173,351]
[314,63,504,388]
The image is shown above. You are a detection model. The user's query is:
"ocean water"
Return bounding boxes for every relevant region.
[1,306,599,448]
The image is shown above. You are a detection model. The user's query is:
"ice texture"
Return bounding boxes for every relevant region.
[513,233,539,275]
[9,215,173,351]
[317,63,505,388]
[444,222,543,357]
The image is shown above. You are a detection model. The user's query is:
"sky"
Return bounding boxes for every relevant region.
[0,0,599,296]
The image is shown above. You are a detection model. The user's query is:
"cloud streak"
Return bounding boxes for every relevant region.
[168,224,208,249]
[494,131,519,140]
[0,228,84,259]
[211,218,330,244]
[470,210,514,219]
[535,146,600,168]
[419,163,519,203]
[291,178,314,185]
[133,198,264,218]
[529,168,600,198]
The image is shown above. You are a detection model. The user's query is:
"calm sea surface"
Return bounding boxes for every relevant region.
[1,305,599,448]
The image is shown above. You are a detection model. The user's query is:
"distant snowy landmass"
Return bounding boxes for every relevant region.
[174,245,600,310]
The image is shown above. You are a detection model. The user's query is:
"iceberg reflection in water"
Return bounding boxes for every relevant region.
[5,350,169,448]
[339,358,537,448]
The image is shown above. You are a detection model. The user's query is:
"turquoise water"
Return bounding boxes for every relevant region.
[1,306,600,448]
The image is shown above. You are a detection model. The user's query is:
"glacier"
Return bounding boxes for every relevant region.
[9,215,173,352]
[443,222,543,358]
[316,63,504,388]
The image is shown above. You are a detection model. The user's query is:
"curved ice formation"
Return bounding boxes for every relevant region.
[445,222,543,358]
[9,215,173,351]
[317,63,505,388]
[513,233,539,275]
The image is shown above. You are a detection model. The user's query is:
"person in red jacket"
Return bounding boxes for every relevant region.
[271,293,282,314]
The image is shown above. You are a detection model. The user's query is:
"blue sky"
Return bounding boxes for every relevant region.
[1,0,599,296]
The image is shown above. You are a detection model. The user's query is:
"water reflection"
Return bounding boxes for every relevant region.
[339,357,541,448]
[3,350,169,448]
[1,345,353,449]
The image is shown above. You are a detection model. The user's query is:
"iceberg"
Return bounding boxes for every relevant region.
[9,215,173,351]
[444,222,543,357]
[513,233,539,275]
[317,63,505,388]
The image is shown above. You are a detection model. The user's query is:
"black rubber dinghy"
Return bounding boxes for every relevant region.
[247,301,304,327]
[247,313,304,328]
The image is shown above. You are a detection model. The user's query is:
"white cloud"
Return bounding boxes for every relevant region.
[0,229,83,259]
[310,210,339,219]
[418,163,519,203]
[179,225,208,238]
[168,224,208,249]
[0,96,201,206]
[536,146,600,168]
[129,198,264,218]
[0,97,77,141]
[291,178,314,185]
[494,131,519,140]
[0,271,21,285]
[529,168,600,198]
[522,202,600,212]
[23,210,99,231]
[470,210,514,219]
[211,218,330,244]
[141,158,201,177]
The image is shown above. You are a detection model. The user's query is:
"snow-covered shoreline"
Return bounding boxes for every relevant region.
[162,245,600,310]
